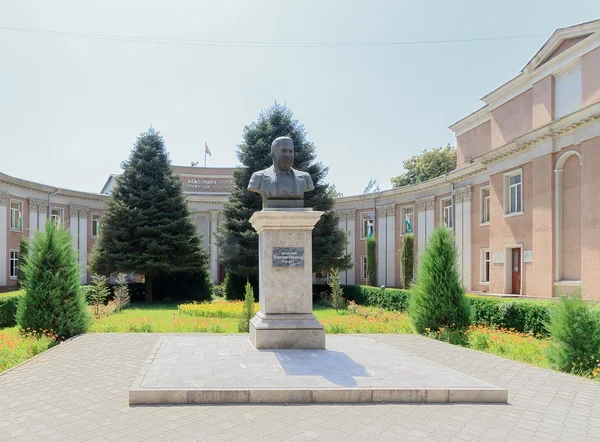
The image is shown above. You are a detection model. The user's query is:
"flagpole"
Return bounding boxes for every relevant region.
[204,141,207,167]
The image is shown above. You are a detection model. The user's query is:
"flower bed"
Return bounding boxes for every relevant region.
[178,301,259,318]
[0,327,58,372]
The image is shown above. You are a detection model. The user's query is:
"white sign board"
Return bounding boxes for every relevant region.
[492,252,504,264]
[524,250,533,263]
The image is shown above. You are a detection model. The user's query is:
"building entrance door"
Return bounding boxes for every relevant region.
[511,248,521,294]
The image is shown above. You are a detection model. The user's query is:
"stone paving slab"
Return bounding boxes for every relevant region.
[129,335,507,405]
[2,333,600,441]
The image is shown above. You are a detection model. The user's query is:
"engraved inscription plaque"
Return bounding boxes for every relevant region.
[273,247,304,267]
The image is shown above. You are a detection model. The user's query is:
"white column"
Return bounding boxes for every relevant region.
[339,210,356,285]
[28,199,39,237]
[454,186,472,290]
[0,192,8,286]
[78,207,89,284]
[554,170,563,282]
[376,206,387,286]
[69,206,79,255]
[209,211,219,284]
[416,196,436,258]
[38,204,47,229]
[385,205,396,287]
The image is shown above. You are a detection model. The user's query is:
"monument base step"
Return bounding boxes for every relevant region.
[250,311,325,349]
[128,335,508,406]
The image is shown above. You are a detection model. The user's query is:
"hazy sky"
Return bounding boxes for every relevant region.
[1,2,598,196]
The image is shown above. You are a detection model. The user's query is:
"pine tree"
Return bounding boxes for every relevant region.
[217,104,351,299]
[90,128,212,302]
[400,233,414,288]
[17,222,91,339]
[366,235,377,287]
[409,226,471,334]
[329,268,346,311]
[89,274,110,318]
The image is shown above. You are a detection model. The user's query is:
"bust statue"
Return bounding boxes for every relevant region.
[248,137,314,208]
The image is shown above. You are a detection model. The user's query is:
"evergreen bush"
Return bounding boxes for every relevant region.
[113,273,131,312]
[224,273,258,301]
[545,288,600,374]
[409,225,471,333]
[16,222,91,339]
[400,233,414,288]
[237,281,256,333]
[329,268,346,311]
[0,292,22,328]
[366,235,377,287]
[17,236,28,288]
[89,274,110,317]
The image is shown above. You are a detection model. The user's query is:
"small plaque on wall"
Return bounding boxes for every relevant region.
[272,247,305,267]
[492,252,504,264]
[523,251,533,263]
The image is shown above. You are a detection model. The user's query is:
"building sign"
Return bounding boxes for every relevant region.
[523,250,533,263]
[183,179,235,193]
[272,247,304,267]
[492,252,504,264]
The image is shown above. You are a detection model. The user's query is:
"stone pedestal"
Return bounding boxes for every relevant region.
[249,209,325,349]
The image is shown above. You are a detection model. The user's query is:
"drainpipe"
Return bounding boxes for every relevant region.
[48,188,61,222]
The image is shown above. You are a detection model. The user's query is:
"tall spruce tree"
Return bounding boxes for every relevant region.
[90,128,212,302]
[217,104,352,299]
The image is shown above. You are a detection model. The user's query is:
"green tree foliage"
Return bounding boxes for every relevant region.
[329,268,346,311]
[237,281,256,333]
[545,289,600,374]
[17,222,91,338]
[409,226,471,333]
[400,233,414,288]
[391,145,457,188]
[17,235,28,288]
[89,274,110,317]
[90,128,212,302]
[366,235,377,287]
[217,104,351,299]
[113,273,131,313]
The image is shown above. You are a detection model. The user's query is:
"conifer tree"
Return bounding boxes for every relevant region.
[17,222,91,338]
[400,233,414,288]
[366,235,377,287]
[217,104,351,299]
[409,226,471,333]
[17,235,28,288]
[90,128,212,302]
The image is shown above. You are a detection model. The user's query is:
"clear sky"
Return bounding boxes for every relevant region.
[1,2,598,196]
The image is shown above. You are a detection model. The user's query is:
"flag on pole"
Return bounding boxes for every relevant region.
[404,214,412,234]
[17,210,22,231]
[205,142,211,157]
[367,219,374,238]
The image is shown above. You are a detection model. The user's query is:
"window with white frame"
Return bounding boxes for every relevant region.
[360,256,368,280]
[481,249,490,283]
[481,187,490,224]
[441,198,453,228]
[50,207,63,226]
[401,206,414,234]
[10,200,23,231]
[360,212,374,239]
[9,250,19,279]
[554,63,582,120]
[504,170,523,215]
[92,214,101,237]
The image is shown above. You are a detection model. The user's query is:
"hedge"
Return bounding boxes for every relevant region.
[313,284,553,337]
[0,291,23,328]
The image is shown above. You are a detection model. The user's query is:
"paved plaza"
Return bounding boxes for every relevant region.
[130,335,505,405]
[1,333,600,441]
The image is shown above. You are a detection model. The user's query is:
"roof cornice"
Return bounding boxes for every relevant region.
[0,172,108,202]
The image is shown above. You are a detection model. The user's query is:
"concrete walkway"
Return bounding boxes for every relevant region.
[1,333,599,441]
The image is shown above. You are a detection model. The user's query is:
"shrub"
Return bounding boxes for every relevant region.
[17,236,28,289]
[400,233,414,288]
[89,274,110,317]
[16,222,91,339]
[237,282,256,333]
[153,271,212,302]
[113,273,131,313]
[329,268,346,311]
[469,295,550,337]
[0,293,22,328]
[224,273,258,301]
[409,226,471,334]
[366,235,377,286]
[213,282,226,299]
[545,289,600,374]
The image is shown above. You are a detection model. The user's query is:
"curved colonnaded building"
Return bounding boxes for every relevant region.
[1,20,600,299]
